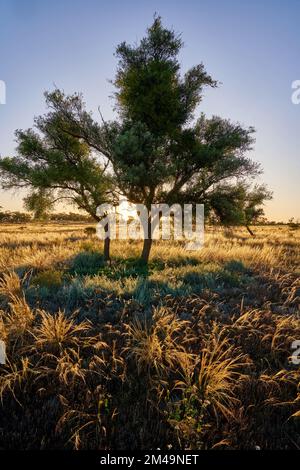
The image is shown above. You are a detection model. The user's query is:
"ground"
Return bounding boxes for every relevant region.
[0,223,299,449]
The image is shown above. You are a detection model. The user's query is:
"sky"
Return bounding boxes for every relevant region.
[0,0,299,221]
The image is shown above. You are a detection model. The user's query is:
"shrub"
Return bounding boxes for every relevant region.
[31,270,63,289]
[224,260,248,274]
[84,226,97,236]
[69,251,104,276]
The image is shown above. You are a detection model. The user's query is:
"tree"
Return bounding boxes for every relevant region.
[109,17,268,261]
[23,189,54,220]
[243,184,272,235]
[0,16,271,263]
[208,182,272,235]
[0,113,115,260]
[40,17,266,263]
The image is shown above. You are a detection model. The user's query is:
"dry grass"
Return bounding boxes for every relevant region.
[175,326,248,420]
[0,222,299,449]
[125,307,191,380]
[32,310,91,354]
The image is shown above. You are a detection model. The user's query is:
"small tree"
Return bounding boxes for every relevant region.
[23,189,54,220]
[0,113,115,259]
[209,183,272,235]
[243,185,272,235]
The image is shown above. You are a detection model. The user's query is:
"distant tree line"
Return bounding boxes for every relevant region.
[0,207,93,223]
[1,206,293,227]
[0,209,31,223]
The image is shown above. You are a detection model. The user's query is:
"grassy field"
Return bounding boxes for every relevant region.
[0,223,299,449]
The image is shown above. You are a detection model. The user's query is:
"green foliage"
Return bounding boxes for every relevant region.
[23,189,54,220]
[115,16,216,136]
[31,270,63,289]
[69,251,105,276]
[209,182,272,227]
[110,18,268,252]
[0,100,115,222]
[224,260,248,274]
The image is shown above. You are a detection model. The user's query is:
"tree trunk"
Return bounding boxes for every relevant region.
[246,225,255,237]
[141,237,152,264]
[141,214,152,264]
[103,222,111,262]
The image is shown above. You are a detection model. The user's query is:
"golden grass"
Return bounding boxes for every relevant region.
[175,325,248,421]
[32,310,91,354]
[0,223,299,272]
[0,222,299,450]
[125,306,191,380]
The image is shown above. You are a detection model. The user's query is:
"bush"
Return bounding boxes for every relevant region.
[224,260,248,273]
[84,226,97,236]
[31,270,63,289]
[69,251,105,275]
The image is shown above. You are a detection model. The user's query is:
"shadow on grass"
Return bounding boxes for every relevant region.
[68,250,201,278]
[21,249,254,319]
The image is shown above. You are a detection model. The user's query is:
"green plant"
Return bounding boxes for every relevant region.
[31,270,63,289]
[69,252,105,276]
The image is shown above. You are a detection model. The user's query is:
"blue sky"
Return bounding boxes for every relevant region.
[0,0,299,221]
